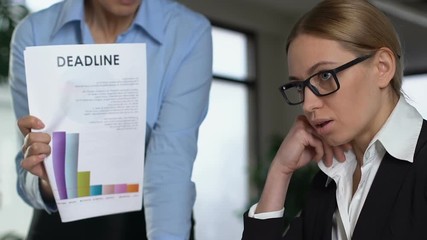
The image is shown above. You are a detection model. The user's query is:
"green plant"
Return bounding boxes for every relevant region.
[0,0,28,84]
[250,134,319,229]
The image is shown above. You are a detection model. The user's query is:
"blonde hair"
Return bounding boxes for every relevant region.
[287,0,403,95]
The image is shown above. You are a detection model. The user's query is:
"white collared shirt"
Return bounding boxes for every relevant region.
[249,96,423,240]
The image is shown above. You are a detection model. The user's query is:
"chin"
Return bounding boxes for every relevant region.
[112,6,140,17]
[118,0,141,5]
[322,136,348,147]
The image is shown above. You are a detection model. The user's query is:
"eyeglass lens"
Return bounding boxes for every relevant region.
[284,71,339,104]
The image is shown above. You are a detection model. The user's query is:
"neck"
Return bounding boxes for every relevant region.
[351,91,399,165]
[84,1,137,43]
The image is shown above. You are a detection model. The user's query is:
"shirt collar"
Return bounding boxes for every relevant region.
[374,96,423,162]
[52,0,84,38]
[51,0,165,44]
[135,0,165,44]
[319,96,423,183]
[319,150,357,186]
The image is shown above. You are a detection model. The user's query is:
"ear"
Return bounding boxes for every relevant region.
[375,47,396,89]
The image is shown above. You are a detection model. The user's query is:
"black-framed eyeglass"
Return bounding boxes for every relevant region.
[279,54,372,105]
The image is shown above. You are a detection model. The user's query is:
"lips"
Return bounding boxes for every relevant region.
[316,120,332,128]
[311,119,334,135]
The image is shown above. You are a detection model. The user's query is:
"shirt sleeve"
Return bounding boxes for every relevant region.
[142,19,213,240]
[9,16,56,213]
[242,205,287,240]
[248,203,285,219]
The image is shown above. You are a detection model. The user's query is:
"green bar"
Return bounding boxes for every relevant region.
[77,171,90,197]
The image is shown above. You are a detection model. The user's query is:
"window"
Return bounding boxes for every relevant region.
[192,26,255,240]
[211,27,254,81]
[25,0,62,12]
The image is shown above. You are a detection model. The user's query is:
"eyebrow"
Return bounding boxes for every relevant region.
[288,60,337,81]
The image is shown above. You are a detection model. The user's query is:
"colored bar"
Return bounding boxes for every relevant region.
[52,131,67,200]
[65,133,79,199]
[102,185,115,195]
[77,171,90,197]
[127,184,139,193]
[90,185,102,196]
[114,184,127,194]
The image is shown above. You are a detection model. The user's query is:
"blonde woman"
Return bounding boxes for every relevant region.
[242,0,427,239]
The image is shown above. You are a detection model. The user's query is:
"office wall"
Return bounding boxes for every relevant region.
[179,0,302,161]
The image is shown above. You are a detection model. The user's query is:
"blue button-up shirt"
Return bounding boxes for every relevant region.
[9,0,213,239]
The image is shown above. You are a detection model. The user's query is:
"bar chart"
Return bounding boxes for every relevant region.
[52,131,139,200]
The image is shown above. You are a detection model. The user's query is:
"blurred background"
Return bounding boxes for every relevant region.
[1,0,427,239]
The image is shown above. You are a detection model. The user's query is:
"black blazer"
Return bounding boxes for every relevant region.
[242,120,427,240]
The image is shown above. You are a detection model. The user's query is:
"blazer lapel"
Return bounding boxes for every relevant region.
[302,172,337,240]
[352,153,412,240]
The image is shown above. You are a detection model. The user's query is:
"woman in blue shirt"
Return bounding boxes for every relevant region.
[9,0,212,239]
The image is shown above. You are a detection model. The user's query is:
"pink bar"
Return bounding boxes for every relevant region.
[102,185,115,195]
[114,184,127,194]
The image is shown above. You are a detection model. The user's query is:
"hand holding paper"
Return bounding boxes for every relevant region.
[18,115,53,201]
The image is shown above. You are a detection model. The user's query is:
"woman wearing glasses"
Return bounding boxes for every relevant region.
[242,0,427,239]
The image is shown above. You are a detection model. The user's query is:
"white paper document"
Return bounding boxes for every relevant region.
[24,43,147,222]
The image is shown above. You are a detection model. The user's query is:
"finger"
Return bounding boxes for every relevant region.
[17,115,45,136]
[333,143,352,162]
[305,133,324,162]
[28,164,48,182]
[302,121,325,161]
[22,133,51,156]
[294,118,324,163]
[25,132,51,145]
[20,154,47,177]
[333,146,346,162]
[322,142,334,167]
[24,141,51,159]
[301,116,344,166]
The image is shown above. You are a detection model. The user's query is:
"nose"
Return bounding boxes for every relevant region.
[302,87,322,113]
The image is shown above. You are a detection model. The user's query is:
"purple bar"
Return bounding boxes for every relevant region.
[114,184,127,194]
[52,131,67,200]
